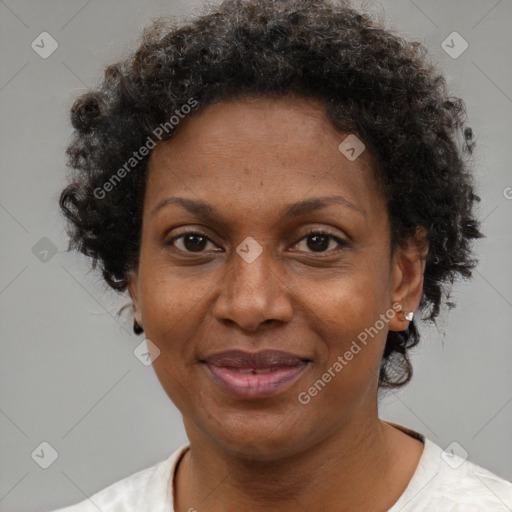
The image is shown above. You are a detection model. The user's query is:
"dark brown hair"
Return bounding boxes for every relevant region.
[60,0,483,389]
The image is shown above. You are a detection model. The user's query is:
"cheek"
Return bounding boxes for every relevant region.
[302,298,387,416]
[136,269,212,394]
[303,256,391,339]
[299,263,391,394]
[139,260,214,339]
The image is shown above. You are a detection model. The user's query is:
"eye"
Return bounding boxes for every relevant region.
[166,231,219,253]
[291,229,348,253]
[166,229,348,254]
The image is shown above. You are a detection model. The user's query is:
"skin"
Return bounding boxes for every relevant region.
[127,95,428,512]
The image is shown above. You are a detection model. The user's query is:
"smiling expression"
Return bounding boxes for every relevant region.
[127,94,421,459]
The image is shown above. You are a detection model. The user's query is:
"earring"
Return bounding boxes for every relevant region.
[405,312,414,321]
[133,320,144,334]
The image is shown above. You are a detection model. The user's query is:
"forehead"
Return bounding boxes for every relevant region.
[144,96,384,221]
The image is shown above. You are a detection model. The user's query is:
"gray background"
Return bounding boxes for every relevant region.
[1,0,511,510]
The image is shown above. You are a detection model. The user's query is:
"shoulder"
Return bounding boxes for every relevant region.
[51,465,156,512]
[49,444,190,512]
[429,449,512,510]
[394,436,512,510]
[385,422,512,511]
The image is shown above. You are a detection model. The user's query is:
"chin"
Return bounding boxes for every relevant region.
[199,407,314,460]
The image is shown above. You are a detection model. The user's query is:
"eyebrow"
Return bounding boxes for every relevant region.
[150,195,366,222]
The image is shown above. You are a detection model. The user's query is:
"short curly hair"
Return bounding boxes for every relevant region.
[60,0,483,389]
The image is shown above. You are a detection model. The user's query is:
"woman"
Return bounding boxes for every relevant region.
[54,0,512,510]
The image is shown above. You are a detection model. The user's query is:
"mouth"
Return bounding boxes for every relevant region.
[200,349,311,400]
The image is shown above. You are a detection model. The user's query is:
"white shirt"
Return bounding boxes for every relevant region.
[52,422,512,511]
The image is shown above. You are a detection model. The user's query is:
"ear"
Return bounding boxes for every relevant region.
[126,270,142,327]
[388,227,428,332]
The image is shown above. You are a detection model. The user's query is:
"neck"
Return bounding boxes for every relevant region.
[174,413,419,512]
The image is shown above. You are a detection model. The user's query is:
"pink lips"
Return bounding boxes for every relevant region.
[202,349,310,399]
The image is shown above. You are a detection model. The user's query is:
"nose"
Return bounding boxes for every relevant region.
[212,242,293,332]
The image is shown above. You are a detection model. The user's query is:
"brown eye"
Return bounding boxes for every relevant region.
[292,230,347,253]
[167,232,217,253]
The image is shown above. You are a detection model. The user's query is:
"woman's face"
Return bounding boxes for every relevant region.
[128,95,424,459]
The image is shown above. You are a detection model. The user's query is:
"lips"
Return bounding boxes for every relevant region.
[201,350,311,399]
[204,349,309,369]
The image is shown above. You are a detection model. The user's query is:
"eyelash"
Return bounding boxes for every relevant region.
[166,229,348,255]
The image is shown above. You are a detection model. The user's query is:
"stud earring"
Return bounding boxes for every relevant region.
[405,312,414,321]
[133,320,144,334]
